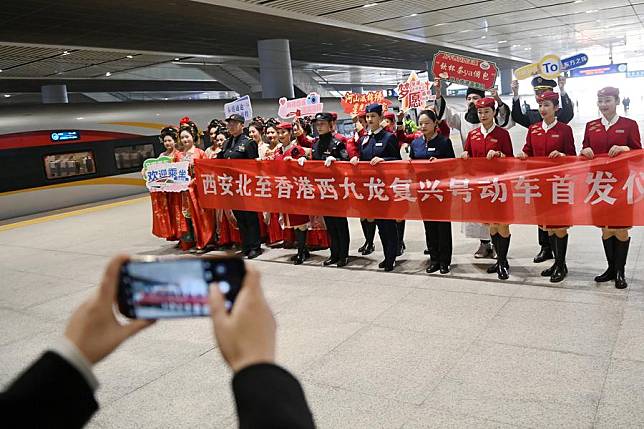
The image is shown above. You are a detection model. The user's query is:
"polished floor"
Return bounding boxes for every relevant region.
[0,192,643,428]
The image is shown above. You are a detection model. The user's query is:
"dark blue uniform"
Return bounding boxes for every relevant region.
[311,133,351,266]
[410,133,455,272]
[358,128,401,271]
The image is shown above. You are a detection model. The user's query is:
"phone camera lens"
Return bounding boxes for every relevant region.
[216,264,226,275]
[218,281,230,294]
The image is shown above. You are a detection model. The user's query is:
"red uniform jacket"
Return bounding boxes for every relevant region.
[274,143,306,161]
[582,116,641,154]
[464,125,514,158]
[523,121,576,157]
[296,133,315,148]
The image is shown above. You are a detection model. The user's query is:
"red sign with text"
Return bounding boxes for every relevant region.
[194,152,644,226]
[432,51,499,90]
[340,91,392,115]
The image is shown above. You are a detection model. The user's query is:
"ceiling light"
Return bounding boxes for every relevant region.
[76,117,84,120]
[174,57,180,61]
[459,29,471,33]
[586,9,598,13]
[126,55,133,59]
[363,3,377,7]
[434,23,447,26]
[61,50,70,56]
[409,13,417,17]
[105,72,111,77]
[524,47,531,50]
[0,69,3,73]
[3,94,11,98]
[574,0,583,3]
[481,36,486,39]
[512,44,521,47]
[498,40,508,43]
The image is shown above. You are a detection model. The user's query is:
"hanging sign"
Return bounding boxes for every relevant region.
[278,92,323,119]
[224,95,253,122]
[396,72,435,112]
[432,51,498,89]
[340,91,393,114]
[570,63,627,78]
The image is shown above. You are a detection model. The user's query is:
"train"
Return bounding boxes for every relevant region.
[0,97,358,220]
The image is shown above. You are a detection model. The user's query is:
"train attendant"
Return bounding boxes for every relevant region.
[409,110,455,274]
[146,126,181,241]
[218,113,262,259]
[580,87,641,289]
[461,97,514,280]
[349,103,401,272]
[259,121,284,247]
[177,121,214,253]
[302,112,351,267]
[275,122,312,264]
[517,91,576,283]
[435,79,512,260]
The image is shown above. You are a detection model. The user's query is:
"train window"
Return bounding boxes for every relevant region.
[44,151,96,179]
[114,144,155,170]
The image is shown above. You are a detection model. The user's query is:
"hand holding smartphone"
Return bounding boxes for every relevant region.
[118,255,245,319]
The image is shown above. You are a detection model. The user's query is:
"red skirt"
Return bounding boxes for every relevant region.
[150,192,174,239]
[186,181,215,250]
[218,210,241,246]
[265,213,284,245]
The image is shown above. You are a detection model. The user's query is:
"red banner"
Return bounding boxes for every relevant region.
[340,91,392,115]
[432,51,498,90]
[194,152,644,226]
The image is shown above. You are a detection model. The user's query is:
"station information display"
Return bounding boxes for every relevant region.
[50,130,80,142]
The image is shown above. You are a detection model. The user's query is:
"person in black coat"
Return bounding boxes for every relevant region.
[305,112,351,267]
[0,255,315,429]
[349,103,401,272]
[511,75,574,265]
[409,110,456,274]
[218,114,263,259]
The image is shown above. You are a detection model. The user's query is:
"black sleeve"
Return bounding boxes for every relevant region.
[511,97,531,129]
[435,96,446,120]
[246,138,259,159]
[442,138,456,159]
[557,92,574,124]
[382,133,401,161]
[232,364,315,429]
[333,141,349,161]
[0,352,98,429]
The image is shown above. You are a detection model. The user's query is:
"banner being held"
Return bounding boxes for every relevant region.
[397,72,435,112]
[278,92,323,119]
[432,51,498,90]
[224,95,253,122]
[145,161,191,192]
[340,91,392,115]
[194,152,644,226]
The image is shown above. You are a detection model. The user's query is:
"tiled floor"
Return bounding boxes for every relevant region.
[0,193,642,428]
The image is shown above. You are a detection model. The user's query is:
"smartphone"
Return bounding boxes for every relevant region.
[117,255,245,319]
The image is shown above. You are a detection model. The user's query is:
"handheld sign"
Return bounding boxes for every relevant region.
[145,161,190,192]
[224,95,253,122]
[561,53,588,71]
[397,72,435,112]
[432,51,499,89]
[143,155,173,170]
[340,91,392,115]
[278,92,323,119]
[515,53,589,80]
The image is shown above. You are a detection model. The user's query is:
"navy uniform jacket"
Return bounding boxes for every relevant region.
[218,134,259,160]
[409,133,455,160]
[0,354,315,429]
[358,128,401,161]
[511,92,574,128]
[311,133,349,161]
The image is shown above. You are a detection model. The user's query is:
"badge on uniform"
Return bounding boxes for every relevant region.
[238,145,246,152]
[490,138,498,143]
[552,134,560,138]
[375,142,383,147]
[616,129,625,133]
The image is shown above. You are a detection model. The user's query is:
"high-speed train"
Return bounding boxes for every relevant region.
[0,97,353,220]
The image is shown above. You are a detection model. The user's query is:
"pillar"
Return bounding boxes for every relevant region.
[257,39,294,99]
[500,69,513,96]
[41,84,68,103]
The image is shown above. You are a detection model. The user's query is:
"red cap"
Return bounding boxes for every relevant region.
[358,111,367,118]
[330,112,338,121]
[384,112,396,121]
[276,122,293,130]
[597,87,619,98]
[536,91,559,104]
[475,97,496,109]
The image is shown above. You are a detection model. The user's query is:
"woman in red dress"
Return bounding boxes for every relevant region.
[580,87,641,289]
[461,97,514,280]
[176,120,215,253]
[259,120,285,247]
[517,91,576,283]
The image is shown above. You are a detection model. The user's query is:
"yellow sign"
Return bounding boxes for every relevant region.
[514,54,562,80]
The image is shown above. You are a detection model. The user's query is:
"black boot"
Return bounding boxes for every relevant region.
[594,237,616,282]
[486,234,500,274]
[614,238,630,289]
[496,235,511,280]
[293,229,308,265]
[534,228,553,263]
[360,221,376,255]
[550,235,568,283]
[541,235,557,277]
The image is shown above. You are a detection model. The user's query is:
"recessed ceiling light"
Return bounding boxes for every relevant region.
[586,9,598,13]
[434,23,447,26]
[481,36,486,39]
[498,40,508,43]
[174,57,180,61]
[126,55,133,59]
[459,29,471,33]
[105,72,112,77]
[524,47,531,50]
[574,0,583,3]
[409,13,417,17]
[512,44,521,47]
[62,50,70,56]
[0,69,3,73]
[76,117,84,120]
[363,3,377,7]
[3,94,11,98]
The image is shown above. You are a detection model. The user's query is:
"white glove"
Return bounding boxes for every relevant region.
[324,156,336,167]
[297,156,306,167]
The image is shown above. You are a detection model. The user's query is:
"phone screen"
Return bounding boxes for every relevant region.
[118,257,245,319]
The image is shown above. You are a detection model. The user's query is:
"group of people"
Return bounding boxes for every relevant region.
[145,77,641,290]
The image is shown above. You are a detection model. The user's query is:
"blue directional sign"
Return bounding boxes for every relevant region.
[569,63,627,78]
[626,70,644,78]
[50,130,80,142]
[561,53,588,70]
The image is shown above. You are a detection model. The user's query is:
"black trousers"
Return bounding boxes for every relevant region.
[324,216,350,259]
[375,219,398,265]
[423,221,452,265]
[233,210,260,253]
